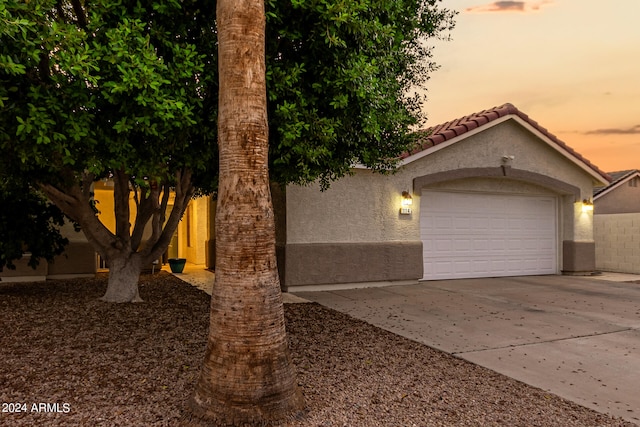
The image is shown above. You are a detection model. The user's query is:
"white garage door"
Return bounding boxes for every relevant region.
[420,191,557,280]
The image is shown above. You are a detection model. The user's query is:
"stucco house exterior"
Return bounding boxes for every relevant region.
[2,103,611,287]
[275,103,610,291]
[0,180,214,283]
[594,169,640,274]
[0,220,96,283]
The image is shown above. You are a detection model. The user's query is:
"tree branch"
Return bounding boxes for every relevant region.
[55,0,66,23]
[38,48,51,83]
[159,182,171,226]
[130,184,157,252]
[112,169,132,250]
[39,180,115,258]
[70,0,88,29]
[146,182,164,253]
[144,169,195,264]
[39,183,80,220]
[131,179,140,209]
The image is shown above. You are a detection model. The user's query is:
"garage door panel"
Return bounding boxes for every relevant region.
[520,238,542,250]
[507,237,524,250]
[421,191,557,280]
[432,215,452,229]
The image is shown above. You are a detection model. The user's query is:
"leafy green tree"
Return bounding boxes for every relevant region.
[266,0,455,188]
[1,0,217,301]
[0,177,70,274]
[0,0,454,303]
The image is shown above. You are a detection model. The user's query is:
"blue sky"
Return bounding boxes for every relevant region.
[421,0,640,172]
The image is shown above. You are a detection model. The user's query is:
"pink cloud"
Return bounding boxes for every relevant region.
[585,125,640,136]
[466,1,553,13]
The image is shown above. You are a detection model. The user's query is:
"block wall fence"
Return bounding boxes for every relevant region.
[594,213,640,274]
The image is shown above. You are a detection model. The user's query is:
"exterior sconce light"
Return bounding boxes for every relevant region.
[401,191,413,206]
[400,191,413,215]
[501,155,515,165]
[581,199,594,212]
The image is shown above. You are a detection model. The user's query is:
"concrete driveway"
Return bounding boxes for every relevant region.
[292,274,640,424]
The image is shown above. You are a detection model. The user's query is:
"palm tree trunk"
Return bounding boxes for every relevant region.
[188,0,304,424]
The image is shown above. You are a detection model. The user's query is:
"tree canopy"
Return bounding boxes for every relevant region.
[266,0,455,187]
[0,0,454,297]
[1,0,454,189]
[0,177,69,273]
[0,0,217,189]
[1,0,217,297]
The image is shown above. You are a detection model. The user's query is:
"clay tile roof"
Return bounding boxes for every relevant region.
[407,103,611,182]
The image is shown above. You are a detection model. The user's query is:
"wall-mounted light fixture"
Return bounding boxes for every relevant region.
[581,198,594,212]
[401,191,413,206]
[502,155,515,164]
[400,191,413,215]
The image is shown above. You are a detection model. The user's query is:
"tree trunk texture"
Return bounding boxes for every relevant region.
[188,0,304,424]
[100,255,143,303]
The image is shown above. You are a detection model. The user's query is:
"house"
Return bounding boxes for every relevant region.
[0,180,214,283]
[91,181,214,269]
[593,169,640,274]
[274,103,610,291]
[2,103,611,287]
[594,170,640,214]
[0,219,96,283]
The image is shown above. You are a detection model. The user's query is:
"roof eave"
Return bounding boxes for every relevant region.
[400,115,610,186]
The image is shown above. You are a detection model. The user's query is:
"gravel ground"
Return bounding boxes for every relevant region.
[0,272,634,427]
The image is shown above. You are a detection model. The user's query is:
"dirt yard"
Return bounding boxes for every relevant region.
[0,272,634,426]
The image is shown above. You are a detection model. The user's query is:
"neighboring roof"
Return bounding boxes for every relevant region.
[606,169,638,184]
[402,103,611,184]
[594,169,640,199]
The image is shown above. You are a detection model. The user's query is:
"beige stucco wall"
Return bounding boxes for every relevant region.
[0,256,48,282]
[95,185,165,268]
[595,179,640,214]
[95,187,116,233]
[286,166,418,244]
[279,118,608,286]
[176,206,187,258]
[95,185,156,263]
[177,196,209,265]
[0,219,95,283]
[95,184,211,265]
[192,197,209,264]
[95,187,146,236]
[407,120,597,195]
[286,119,600,244]
[46,219,96,278]
[594,213,640,274]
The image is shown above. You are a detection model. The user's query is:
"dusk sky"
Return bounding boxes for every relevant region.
[422,0,640,173]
